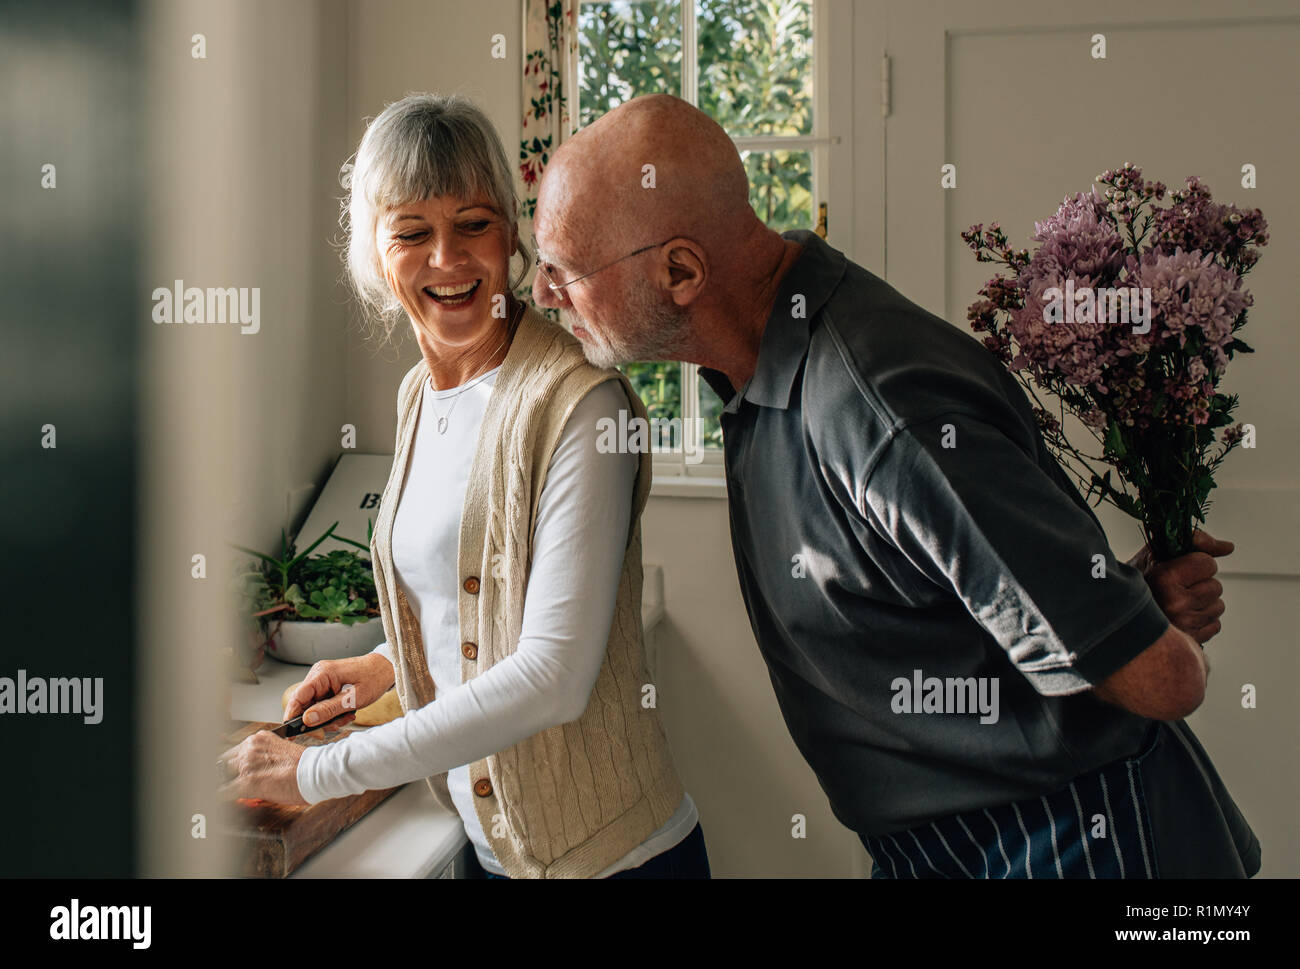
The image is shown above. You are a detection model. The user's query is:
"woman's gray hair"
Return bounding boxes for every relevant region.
[339,93,531,343]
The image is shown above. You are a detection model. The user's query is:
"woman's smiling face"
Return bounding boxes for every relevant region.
[378,193,514,349]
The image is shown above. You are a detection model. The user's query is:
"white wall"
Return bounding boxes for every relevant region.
[344,0,522,455]
[642,498,864,876]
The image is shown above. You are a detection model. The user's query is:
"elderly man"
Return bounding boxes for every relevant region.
[531,94,1259,878]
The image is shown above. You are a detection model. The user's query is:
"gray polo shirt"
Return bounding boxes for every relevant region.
[699,229,1180,838]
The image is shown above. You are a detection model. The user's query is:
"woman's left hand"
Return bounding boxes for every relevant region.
[218,731,309,806]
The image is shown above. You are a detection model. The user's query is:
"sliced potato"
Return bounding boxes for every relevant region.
[355,689,403,726]
[281,681,305,714]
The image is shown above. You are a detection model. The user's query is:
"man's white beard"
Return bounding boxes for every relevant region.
[563,282,690,370]
[561,308,619,369]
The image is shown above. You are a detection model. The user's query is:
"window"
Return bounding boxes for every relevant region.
[577,0,831,480]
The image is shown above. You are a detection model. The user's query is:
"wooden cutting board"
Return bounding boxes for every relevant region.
[219,715,400,878]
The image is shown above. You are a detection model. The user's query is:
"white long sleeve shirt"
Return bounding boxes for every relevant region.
[297,366,696,876]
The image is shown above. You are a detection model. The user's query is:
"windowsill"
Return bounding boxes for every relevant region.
[649,474,729,499]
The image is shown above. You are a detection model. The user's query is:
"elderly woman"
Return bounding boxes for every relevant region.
[222,93,708,879]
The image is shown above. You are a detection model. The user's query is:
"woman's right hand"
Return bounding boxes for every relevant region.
[283,653,396,727]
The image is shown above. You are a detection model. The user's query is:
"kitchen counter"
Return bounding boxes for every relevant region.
[227,565,665,878]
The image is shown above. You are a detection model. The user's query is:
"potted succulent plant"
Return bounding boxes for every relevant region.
[232,520,383,667]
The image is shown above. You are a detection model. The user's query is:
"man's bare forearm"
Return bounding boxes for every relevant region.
[1092,623,1208,721]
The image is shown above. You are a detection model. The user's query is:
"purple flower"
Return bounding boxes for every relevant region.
[1026,187,1126,281]
[1152,176,1269,268]
[1129,247,1249,351]
[965,164,1261,460]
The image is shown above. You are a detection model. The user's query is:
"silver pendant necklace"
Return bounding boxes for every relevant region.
[427,303,521,435]
[428,368,492,434]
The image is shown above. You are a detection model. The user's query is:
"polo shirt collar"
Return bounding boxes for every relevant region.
[701,229,846,413]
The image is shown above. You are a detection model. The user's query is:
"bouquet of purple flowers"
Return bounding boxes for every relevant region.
[963,164,1268,562]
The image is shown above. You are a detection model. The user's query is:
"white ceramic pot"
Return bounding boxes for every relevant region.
[265,618,384,665]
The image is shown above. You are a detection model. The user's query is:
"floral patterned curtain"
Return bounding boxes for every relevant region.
[517,0,579,306]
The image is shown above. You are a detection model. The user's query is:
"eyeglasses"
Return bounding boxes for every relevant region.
[533,236,674,293]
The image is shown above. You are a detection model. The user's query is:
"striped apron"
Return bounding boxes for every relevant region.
[863,722,1161,879]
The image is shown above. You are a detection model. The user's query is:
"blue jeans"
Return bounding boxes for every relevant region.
[475,822,711,879]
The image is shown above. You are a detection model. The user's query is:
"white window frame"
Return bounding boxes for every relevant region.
[576,0,841,494]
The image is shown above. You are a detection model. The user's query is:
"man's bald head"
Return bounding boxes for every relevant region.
[532,94,801,383]
[537,94,757,261]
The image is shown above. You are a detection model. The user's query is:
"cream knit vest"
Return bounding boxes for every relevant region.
[369,304,686,878]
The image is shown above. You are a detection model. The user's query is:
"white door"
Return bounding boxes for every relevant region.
[862,0,1300,876]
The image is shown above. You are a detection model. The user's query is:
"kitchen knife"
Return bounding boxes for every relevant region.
[216,709,355,782]
[269,709,351,739]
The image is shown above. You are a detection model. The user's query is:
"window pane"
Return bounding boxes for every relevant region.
[578,1,682,128]
[742,148,813,232]
[620,360,681,423]
[698,0,813,137]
